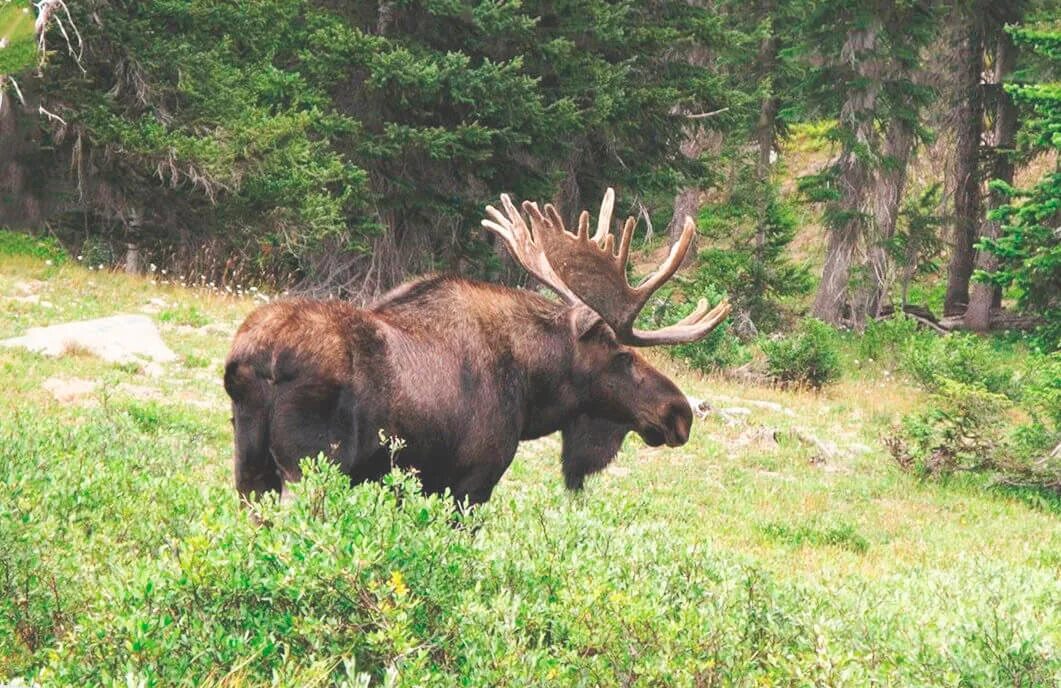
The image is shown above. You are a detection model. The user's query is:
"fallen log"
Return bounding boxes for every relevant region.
[877,304,1043,334]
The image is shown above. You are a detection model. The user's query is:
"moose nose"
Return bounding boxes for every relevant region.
[665,401,692,446]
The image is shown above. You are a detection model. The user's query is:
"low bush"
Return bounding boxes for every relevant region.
[4,403,1057,685]
[900,332,1017,396]
[760,318,842,389]
[857,315,930,369]
[759,519,869,554]
[0,229,67,264]
[887,376,1060,495]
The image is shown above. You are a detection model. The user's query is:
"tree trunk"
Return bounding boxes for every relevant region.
[861,119,914,320]
[811,20,882,326]
[754,2,779,262]
[944,7,984,317]
[667,187,701,238]
[966,14,1019,331]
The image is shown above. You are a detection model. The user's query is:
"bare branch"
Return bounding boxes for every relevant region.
[38,104,65,125]
[685,108,730,120]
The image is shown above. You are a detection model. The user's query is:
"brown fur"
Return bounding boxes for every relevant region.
[224,275,692,505]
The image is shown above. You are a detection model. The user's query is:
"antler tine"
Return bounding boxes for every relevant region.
[635,216,695,296]
[577,210,591,240]
[481,195,581,306]
[542,203,575,239]
[616,216,635,270]
[628,298,732,346]
[484,189,730,347]
[592,187,615,244]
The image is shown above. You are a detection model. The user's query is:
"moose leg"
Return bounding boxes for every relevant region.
[561,415,629,490]
[448,443,519,509]
[232,401,282,501]
[225,361,282,502]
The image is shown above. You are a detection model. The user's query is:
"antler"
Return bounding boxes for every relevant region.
[482,188,731,346]
[482,194,582,305]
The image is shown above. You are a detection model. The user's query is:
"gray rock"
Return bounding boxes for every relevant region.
[1,314,177,364]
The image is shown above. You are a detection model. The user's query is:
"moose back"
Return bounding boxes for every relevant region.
[224,190,730,505]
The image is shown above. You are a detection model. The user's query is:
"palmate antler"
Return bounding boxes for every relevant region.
[483,188,731,346]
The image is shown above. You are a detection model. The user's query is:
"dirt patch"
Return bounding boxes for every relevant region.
[42,376,98,404]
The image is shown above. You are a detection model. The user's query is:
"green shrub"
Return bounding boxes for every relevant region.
[0,229,67,264]
[695,170,813,334]
[900,332,1017,397]
[638,280,749,372]
[2,398,1059,685]
[857,315,930,368]
[761,318,842,389]
[759,519,869,554]
[888,377,1060,495]
[890,378,1013,477]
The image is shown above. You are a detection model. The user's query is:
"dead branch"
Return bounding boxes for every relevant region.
[35,0,85,73]
[685,108,730,119]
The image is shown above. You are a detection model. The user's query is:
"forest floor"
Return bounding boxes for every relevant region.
[1,248,1058,685]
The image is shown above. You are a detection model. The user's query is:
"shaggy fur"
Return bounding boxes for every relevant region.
[224,275,692,505]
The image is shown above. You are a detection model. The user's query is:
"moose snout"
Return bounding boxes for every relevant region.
[662,400,692,447]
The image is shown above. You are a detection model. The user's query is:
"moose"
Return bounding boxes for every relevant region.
[224,189,730,506]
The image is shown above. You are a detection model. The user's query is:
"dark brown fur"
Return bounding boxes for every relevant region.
[224,275,692,505]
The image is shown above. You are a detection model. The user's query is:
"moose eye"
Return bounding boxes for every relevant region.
[613,351,634,369]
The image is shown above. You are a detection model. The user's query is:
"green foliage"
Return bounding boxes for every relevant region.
[885,183,947,303]
[978,171,1061,350]
[889,376,1060,495]
[2,259,1060,686]
[759,518,869,554]
[857,314,930,366]
[3,405,1058,686]
[784,120,835,153]
[638,276,748,372]
[0,229,67,264]
[761,318,842,388]
[900,333,1018,397]
[18,0,735,290]
[892,378,1014,477]
[976,20,1060,351]
[696,168,813,332]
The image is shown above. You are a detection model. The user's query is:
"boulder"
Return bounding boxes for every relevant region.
[1,314,177,364]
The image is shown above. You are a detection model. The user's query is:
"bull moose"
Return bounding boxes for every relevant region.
[224,190,730,506]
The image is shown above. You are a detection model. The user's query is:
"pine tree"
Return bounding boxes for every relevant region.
[944,0,987,317]
[965,3,1026,330]
[2,1,733,295]
[976,20,1060,348]
[802,0,937,327]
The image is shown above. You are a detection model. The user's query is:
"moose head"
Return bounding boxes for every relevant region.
[482,189,730,452]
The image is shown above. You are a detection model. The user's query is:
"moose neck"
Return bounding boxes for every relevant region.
[514,305,587,440]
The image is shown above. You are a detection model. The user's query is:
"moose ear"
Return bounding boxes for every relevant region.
[569,307,615,343]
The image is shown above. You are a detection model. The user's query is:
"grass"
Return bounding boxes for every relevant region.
[0,1,35,75]
[0,243,1058,686]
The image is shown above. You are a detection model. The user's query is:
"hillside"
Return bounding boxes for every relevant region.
[1,246,1059,686]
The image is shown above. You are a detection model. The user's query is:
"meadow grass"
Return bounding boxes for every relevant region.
[0,1,36,75]
[0,250,1058,686]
